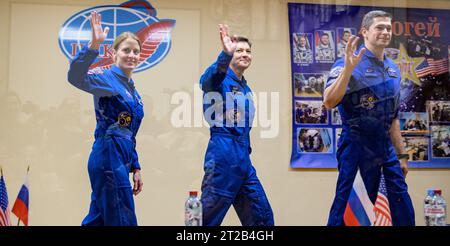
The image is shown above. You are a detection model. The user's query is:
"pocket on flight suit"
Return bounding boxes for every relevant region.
[204,136,246,197]
[106,136,133,188]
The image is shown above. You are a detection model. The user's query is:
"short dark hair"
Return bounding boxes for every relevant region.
[236,36,252,47]
[321,32,329,37]
[361,10,392,30]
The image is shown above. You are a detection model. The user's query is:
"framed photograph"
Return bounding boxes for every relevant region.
[295,100,328,125]
[336,28,356,58]
[293,33,313,64]
[400,112,429,135]
[427,101,450,123]
[314,30,335,62]
[331,108,342,125]
[297,128,333,153]
[403,136,429,161]
[431,125,450,158]
[293,73,327,98]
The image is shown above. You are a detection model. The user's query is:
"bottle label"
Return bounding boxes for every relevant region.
[425,207,445,215]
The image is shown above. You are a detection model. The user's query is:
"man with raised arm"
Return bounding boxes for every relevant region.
[199,24,274,226]
[324,10,415,226]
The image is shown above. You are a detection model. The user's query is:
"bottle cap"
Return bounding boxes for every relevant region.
[189,191,198,197]
[433,189,442,195]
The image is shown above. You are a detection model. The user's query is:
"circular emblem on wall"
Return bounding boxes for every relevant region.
[58,0,176,73]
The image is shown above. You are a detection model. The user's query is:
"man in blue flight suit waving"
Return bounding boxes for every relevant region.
[199,24,274,226]
[323,10,415,226]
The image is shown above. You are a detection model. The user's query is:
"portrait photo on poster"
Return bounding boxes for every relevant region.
[314,30,335,63]
[292,33,313,64]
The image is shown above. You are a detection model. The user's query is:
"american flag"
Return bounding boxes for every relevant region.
[0,170,11,226]
[373,173,393,226]
[414,58,448,77]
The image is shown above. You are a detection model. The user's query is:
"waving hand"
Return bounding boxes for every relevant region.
[88,11,109,50]
[219,24,237,56]
[344,36,365,71]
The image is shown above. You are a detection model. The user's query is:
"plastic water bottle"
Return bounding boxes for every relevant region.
[424,189,434,226]
[433,189,447,226]
[185,191,202,226]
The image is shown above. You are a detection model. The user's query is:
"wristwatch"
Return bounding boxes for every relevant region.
[397,153,409,160]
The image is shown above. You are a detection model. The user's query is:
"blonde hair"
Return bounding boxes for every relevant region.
[112,32,141,51]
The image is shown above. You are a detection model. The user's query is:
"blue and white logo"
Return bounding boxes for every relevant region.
[58,0,175,73]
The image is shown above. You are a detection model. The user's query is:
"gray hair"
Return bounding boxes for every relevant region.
[361,10,392,30]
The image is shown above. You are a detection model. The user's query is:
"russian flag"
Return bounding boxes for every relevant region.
[12,172,29,226]
[343,170,375,226]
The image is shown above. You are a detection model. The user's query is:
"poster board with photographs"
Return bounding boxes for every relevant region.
[289,3,450,168]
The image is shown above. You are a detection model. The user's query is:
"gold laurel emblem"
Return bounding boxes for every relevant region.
[226,109,242,122]
[118,112,132,127]
[360,94,375,110]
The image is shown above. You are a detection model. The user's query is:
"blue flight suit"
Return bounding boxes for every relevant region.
[68,46,144,226]
[326,46,415,226]
[199,51,274,226]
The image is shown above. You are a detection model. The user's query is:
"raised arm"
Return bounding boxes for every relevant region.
[323,36,365,109]
[200,24,236,92]
[67,11,111,94]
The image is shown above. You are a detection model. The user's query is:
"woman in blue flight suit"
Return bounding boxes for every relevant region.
[67,11,144,226]
[199,24,274,226]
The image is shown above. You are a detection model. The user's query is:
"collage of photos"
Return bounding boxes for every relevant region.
[427,101,450,158]
[295,100,328,125]
[291,28,357,157]
[292,27,355,65]
[291,27,354,160]
[289,5,450,169]
[399,111,430,162]
[293,73,326,98]
[397,101,450,162]
[297,128,333,153]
